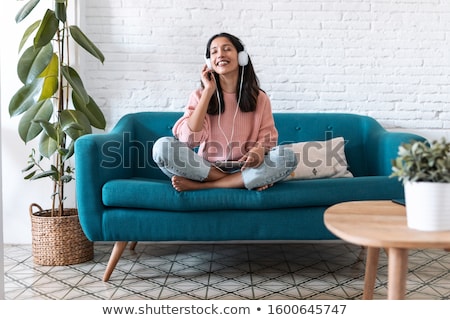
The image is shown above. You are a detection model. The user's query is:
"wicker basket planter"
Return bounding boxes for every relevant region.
[30,204,93,266]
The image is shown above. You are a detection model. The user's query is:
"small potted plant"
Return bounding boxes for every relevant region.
[391,138,450,231]
[9,0,106,265]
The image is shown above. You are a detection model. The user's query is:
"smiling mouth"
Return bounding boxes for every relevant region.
[216,60,229,67]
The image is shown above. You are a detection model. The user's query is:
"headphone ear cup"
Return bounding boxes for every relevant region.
[238,51,249,66]
[205,57,212,69]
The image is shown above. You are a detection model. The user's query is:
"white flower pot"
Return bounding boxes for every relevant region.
[404,182,450,231]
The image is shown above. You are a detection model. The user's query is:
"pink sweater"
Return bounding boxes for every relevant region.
[173,89,278,162]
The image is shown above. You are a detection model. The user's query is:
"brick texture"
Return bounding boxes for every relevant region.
[80,0,450,133]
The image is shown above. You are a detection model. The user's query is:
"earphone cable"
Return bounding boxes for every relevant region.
[217,65,244,160]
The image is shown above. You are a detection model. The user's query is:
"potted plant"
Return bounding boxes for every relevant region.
[391,138,450,231]
[8,0,106,265]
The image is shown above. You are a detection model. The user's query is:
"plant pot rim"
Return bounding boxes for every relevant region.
[29,203,78,218]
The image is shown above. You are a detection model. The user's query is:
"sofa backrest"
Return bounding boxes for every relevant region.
[114,112,385,179]
[274,112,382,177]
[109,112,180,180]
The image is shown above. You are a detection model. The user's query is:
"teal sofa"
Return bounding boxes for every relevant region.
[74,112,424,281]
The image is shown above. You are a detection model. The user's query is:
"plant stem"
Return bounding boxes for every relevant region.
[55,18,66,217]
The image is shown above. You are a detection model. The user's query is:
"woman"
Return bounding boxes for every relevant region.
[152,33,297,191]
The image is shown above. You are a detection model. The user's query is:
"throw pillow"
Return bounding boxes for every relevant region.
[283,137,353,180]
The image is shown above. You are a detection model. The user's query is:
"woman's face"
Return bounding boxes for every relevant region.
[209,37,239,75]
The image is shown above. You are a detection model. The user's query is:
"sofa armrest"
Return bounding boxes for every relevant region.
[366,130,426,176]
[75,132,133,241]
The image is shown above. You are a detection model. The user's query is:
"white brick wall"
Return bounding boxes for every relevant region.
[81,0,450,134]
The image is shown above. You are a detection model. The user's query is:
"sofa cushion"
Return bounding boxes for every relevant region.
[283,137,353,180]
[102,176,403,211]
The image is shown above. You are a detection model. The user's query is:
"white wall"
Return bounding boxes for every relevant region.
[1,1,76,244]
[2,0,450,243]
[81,0,450,130]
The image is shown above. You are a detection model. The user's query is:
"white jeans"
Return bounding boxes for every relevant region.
[152,137,298,190]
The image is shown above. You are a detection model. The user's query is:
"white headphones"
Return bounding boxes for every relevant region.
[205,45,249,69]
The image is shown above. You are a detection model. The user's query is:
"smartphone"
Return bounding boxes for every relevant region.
[214,160,244,172]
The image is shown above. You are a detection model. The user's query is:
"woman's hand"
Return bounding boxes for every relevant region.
[240,146,266,170]
[201,64,216,94]
[188,65,217,132]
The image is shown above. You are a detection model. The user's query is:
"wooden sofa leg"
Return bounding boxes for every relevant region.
[103,241,128,282]
[129,241,137,250]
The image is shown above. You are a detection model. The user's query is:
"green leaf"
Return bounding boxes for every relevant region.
[72,92,106,129]
[22,163,35,173]
[69,25,105,63]
[60,110,92,140]
[61,66,89,104]
[19,20,41,53]
[15,0,41,23]
[38,130,58,158]
[61,175,73,183]
[31,169,58,180]
[9,78,44,117]
[38,53,59,100]
[58,147,69,156]
[34,9,59,49]
[17,43,53,84]
[55,2,67,23]
[18,99,53,143]
[62,141,75,162]
[24,170,37,180]
[36,120,58,141]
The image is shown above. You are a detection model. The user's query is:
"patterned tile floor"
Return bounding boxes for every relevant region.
[3,242,450,300]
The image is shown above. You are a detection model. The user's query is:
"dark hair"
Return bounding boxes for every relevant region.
[203,33,260,115]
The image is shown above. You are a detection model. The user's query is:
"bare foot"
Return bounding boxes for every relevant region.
[171,174,272,192]
[171,176,205,191]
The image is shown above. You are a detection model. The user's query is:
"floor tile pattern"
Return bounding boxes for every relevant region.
[4,242,450,300]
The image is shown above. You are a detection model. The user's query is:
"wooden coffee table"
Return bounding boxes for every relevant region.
[324,200,450,300]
